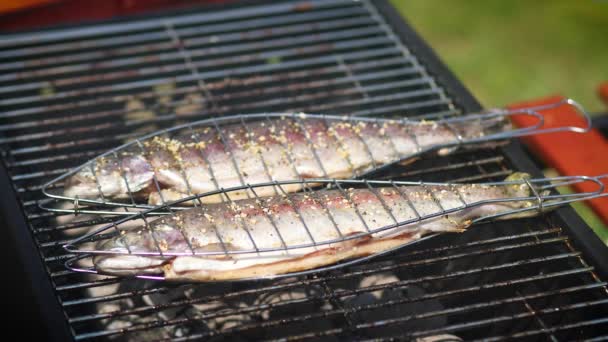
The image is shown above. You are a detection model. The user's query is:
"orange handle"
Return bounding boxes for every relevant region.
[509,95,608,225]
[599,82,608,108]
[0,0,57,14]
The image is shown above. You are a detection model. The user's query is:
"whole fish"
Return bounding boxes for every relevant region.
[93,173,540,281]
[63,114,509,205]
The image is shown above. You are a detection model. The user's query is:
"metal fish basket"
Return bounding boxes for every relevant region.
[63,174,608,282]
[41,99,591,216]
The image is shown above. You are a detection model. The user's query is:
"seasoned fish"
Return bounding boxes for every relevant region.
[93,173,540,281]
[64,115,509,205]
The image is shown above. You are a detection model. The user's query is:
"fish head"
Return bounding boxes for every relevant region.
[64,153,154,201]
[93,215,190,275]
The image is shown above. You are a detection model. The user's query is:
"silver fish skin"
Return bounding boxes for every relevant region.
[64,115,510,205]
[93,173,537,281]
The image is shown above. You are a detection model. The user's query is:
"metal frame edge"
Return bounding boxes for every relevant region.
[0,158,73,340]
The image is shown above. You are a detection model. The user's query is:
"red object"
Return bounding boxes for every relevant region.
[599,82,608,108]
[0,0,59,15]
[508,95,608,225]
[0,0,229,32]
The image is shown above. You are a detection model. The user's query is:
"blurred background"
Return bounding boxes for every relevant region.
[391,0,608,113]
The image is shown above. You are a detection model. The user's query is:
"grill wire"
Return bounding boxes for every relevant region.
[1,0,607,340]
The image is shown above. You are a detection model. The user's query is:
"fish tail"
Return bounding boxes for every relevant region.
[495,172,554,220]
[447,114,512,153]
[456,112,512,139]
[503,171,551,197]
[478,112,512,136]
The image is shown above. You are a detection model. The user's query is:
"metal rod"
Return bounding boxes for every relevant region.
[2,2,605,340]
[409,298,608,340]
[0,46,407,124]
[68,247,585,328]
[0,15,375,78]
[0,35,396,103]
[0,26,386,92]
[119,267,595,341]
[0,0,359,51]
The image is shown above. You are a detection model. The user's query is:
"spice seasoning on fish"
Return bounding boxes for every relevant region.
[93,173,543,281]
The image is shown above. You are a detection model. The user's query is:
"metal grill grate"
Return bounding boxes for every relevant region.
[1,0,607,340]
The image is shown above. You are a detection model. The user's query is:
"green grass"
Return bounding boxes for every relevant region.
[391,0,608,112]
[392,1,608,243]
[544,169,608,244]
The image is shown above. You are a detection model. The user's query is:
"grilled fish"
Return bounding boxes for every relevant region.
[64,115,509,205]
[93,173,540,281]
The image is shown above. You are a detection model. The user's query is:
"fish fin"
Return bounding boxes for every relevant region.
[398,156,421,167]
[436,146,459,156]
[444,218,472,233]
[493,172,555,220]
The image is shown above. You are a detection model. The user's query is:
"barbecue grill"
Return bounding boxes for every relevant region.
[1,0,607,340]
